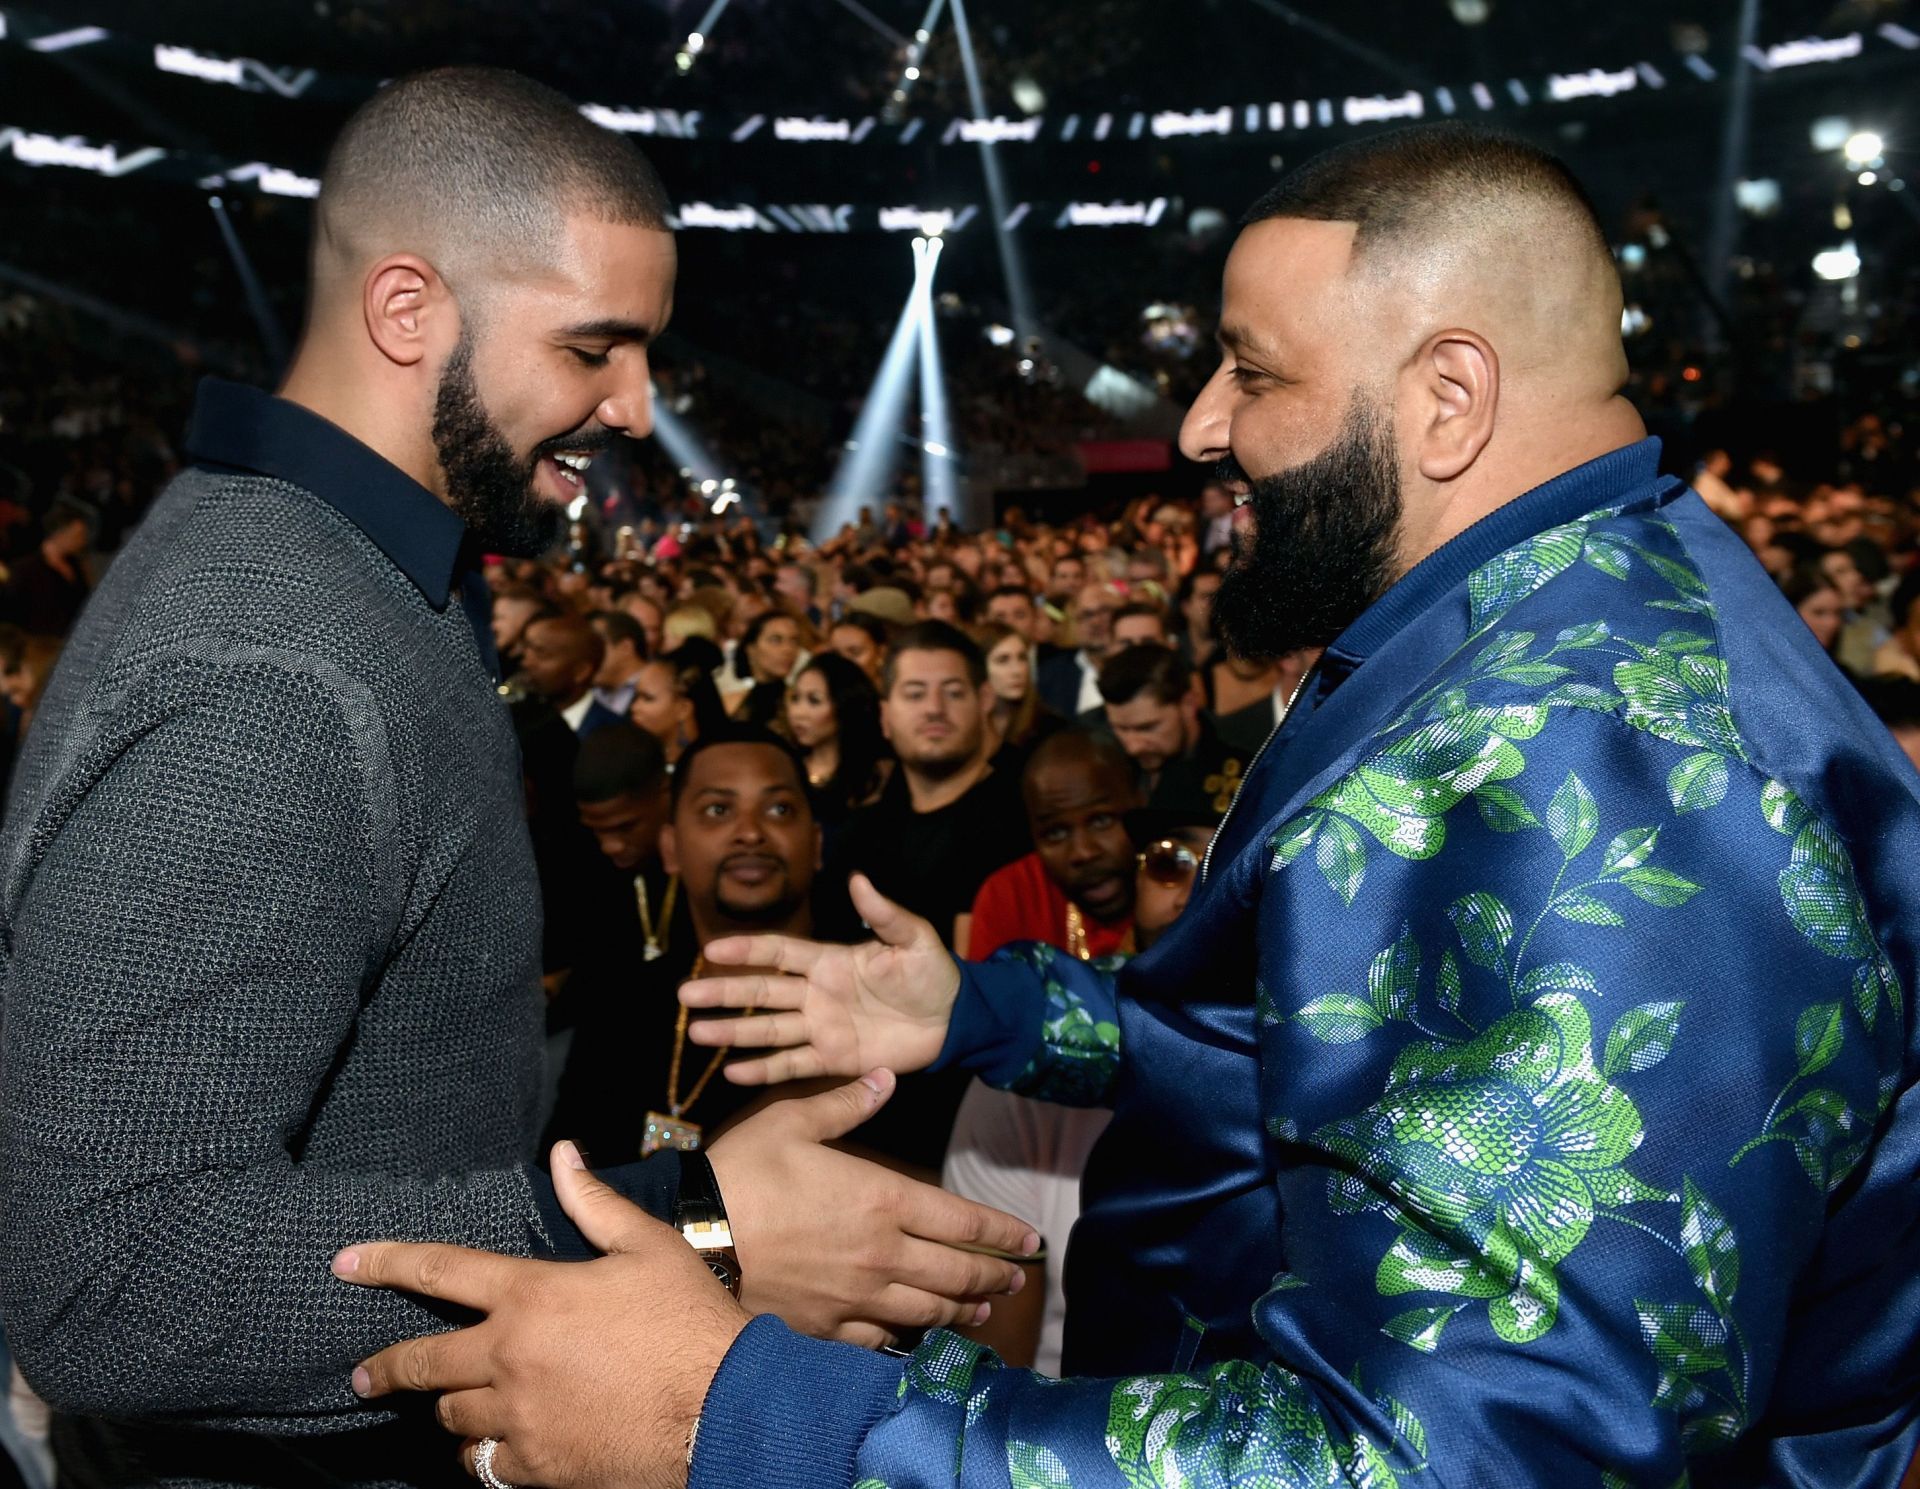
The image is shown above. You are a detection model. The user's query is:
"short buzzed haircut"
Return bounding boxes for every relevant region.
[882,620,986,693]
[1243,122,1610,270]
[316,66,673,296]
[1099,645,1191,708]
[669,723,812,815]
[1023,728,1139,797]
[573,722,668,804]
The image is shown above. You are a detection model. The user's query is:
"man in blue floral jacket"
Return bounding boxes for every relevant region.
[338,125,1919,1488]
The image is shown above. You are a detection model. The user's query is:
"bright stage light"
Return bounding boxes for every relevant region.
[1812,242,1861,281]
[915,237,957,522]
[1843,131,1884,165]
[650,384,726,486]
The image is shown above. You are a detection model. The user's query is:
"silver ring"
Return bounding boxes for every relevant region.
[474,1437,517,1489]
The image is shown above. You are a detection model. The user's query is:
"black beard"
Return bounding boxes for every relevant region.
[431,336,569,559]
[1210,394,1404,663]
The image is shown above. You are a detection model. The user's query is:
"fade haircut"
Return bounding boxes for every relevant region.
[573,722,668,804]
[1243,122,1611,274]
[315,66,673,302]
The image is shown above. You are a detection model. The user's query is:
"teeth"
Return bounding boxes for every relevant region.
[554,452,593,472]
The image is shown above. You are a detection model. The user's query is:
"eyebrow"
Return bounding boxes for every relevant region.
[559,318,658,343]
[1216,323,1278,360]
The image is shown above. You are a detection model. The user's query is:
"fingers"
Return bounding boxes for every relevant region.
[551,1141,667,1255]
[354,1327,493,1399]
[435,1387,503,1440]
[333,1242,530,1312]
[891,1235,1027,1303]
[461,1434,530,1488]
[678,973,809,1013]
[869,1283,994,1333]
[830,1321,897,1352]
[781,1071,895,1143]
[848,874,931,947]
[698,933,826,976]
[684,1011,811,1050]
[893,1185,1042,1260]
[713,1048,825,1087]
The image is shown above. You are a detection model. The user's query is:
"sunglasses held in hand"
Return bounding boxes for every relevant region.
[1137,840,1201,887]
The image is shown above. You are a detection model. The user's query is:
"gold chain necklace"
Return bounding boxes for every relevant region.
[635,873,679,962]
[642,954,727,1157]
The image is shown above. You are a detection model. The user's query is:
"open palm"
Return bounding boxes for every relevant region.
[679,875,961,1085]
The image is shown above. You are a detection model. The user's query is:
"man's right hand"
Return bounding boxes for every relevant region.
[680,874,959,1085]
[707,1070,1038,1349]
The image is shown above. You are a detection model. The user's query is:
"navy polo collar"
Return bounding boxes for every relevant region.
[184,378,468,609]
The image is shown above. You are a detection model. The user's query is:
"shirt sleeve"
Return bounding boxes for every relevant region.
[934,944,1122,1109]
[0,665,594,1427]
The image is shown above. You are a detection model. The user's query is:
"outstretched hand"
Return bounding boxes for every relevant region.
[679,874,961,1085]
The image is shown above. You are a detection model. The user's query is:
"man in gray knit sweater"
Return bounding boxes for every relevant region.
[0,67,1032,1489]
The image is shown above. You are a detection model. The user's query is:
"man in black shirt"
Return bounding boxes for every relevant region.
[826,621,1029,954]
[820,623,1030,1170]
[551,727,818,1161]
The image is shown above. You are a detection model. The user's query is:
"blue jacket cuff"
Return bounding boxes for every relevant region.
[690,1315,904,1489]
[930,950,1049,1089]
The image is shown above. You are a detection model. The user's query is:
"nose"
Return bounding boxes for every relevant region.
[1178,361,1234,466]
[731,811,766,846]
[599,357,654,439]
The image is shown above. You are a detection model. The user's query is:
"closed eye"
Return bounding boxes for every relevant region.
[569,348,611,368]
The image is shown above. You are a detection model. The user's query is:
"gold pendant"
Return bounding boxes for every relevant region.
[641,1110,704,1157]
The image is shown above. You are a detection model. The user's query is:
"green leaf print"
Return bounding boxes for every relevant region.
[1447,892,1514,971]
[1295,995,1384,1045]
[1793,1002,1844,1078]
[1552,892,1626,927]
[1316,813,1369,905]
[1269,813,1322,871]
[1475,783,1540,833]
[1602,1001,1686,1077]
[1008,1442,1072,1489]
[1601,827,1660,873]
[1636,1301,1728,1377]
[1437,950,1464,1016]
[1552,621,1612,651]
[1367,925,1421,1020]
[1667,751,1730,814]
[1679,1178,1740,1309]
[1759,779,1810,837]
[1546,772,1600,859]
[1617,867,1703,907]
[1380,1303,1467,1354]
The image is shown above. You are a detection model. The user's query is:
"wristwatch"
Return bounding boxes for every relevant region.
[674,1151,742,1296]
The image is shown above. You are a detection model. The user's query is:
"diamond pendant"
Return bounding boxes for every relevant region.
[643,940,664,962]
[641,1110,703,1158]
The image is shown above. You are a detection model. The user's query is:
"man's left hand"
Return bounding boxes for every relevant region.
[336,1142,747,1489]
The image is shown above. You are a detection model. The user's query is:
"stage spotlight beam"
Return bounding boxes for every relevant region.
[813,245,934,540]
[649,387,724,483]
[914,239,958,523]
[208,195,289,373]
[1704,0,1762,332]
[948,0,1036,337]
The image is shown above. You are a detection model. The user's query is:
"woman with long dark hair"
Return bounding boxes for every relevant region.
[727,609,804,727]
[784,652,887,825]
[628,654,729,768]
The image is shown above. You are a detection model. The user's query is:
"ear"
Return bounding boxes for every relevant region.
[659,823,680,876]
[362,254,452,369]
[1412,332,1497,483]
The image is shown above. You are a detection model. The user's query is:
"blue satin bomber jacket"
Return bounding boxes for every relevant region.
[691,440,1920,1489]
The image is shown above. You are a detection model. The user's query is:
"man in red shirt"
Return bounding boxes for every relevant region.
[968,730,1141,962]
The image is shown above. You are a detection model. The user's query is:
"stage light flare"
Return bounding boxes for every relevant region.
[1843,131,1884,165]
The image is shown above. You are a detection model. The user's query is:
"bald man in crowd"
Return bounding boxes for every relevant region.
[0,66,1032,1489]
[335,126,1920,1484]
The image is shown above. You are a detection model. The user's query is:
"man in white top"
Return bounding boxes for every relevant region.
[942,802,1217,1374]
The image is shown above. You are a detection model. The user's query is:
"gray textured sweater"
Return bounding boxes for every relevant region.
[0,458,556,1486]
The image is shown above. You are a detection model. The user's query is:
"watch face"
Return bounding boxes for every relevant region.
[705,1254,742,1294]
